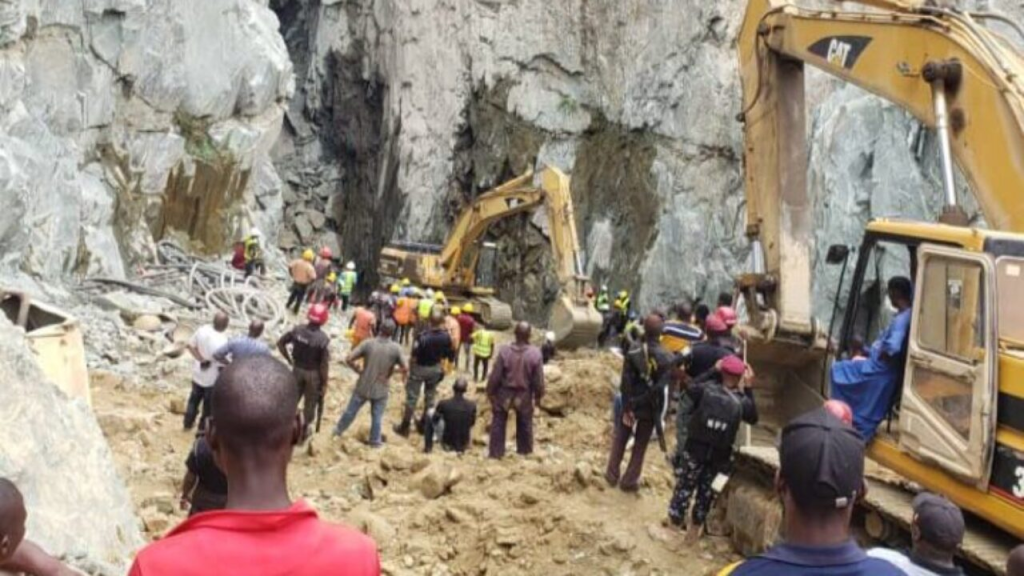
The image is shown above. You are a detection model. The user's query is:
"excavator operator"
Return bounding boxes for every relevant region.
[830,277,913,442]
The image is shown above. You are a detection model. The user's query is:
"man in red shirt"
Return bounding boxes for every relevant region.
[128,357,380,576]
[455,306,476,371]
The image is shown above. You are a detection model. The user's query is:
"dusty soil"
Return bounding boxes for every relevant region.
[91,325,740,575]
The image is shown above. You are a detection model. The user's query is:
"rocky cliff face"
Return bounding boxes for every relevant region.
[0,0,292,288]
[271,0,1012,323]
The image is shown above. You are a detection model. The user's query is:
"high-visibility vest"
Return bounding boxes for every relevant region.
[340,270,357,295]
[243,237,261,262]
[395,298,416,325]
[614,296,630,313]
[596,292,610,312]
[417,299,434,320]
[472,330,495,358]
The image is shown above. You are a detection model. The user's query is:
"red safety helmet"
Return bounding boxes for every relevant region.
[308,303,329,325]
[705,314,728,335]
[823,399,854,426]
[319,247,333,259]
[716,306,738,327]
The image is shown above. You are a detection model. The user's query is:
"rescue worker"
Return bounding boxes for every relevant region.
[286,249,317,314]
[418,289,436,321]
[399,278,414,297]
[613,290,632,335]
[668,355,757,541]
[541,331,556,365]
[394,289,417,346]
[444,306,462,371]
[309,247,333,304]
[425,377,477,454]
[381,284,400,332]
[605,314,678,491]
[348,305,377,348]
[487,322,545,459]
[242,229,265,278]
[276,304,331,441]
[595,285,611,314]
[471,324,495,382]
[395,308,454,437]
[456,304,476,371]
[322,271,339,309]
[339,261,358,311]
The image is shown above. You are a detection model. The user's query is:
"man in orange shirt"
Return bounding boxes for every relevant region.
[393,293,417,346]
[349,306,377,348]
[128,357,379,575]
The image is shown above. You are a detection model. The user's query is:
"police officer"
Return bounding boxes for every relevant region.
[277,304,332,440]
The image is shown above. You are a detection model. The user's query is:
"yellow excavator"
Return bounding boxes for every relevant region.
[729,0,1024,570]
[378,166,602,348]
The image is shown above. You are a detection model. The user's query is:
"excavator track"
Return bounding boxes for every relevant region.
[721,445,1017,575]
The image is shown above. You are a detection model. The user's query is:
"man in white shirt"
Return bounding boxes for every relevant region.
[183,313,229,431]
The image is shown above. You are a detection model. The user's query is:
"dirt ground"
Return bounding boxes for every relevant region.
[91,325,740,575]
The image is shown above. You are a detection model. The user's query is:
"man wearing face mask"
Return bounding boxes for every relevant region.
[830,276,913,442]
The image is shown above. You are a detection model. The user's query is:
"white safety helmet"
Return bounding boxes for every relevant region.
[545,331,555,342]
[425,288,435,299]
[250,228,263,238]
[601,284,608,291]
[346,261,356,271]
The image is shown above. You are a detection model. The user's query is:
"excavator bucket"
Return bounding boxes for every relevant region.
[550,294,603,349]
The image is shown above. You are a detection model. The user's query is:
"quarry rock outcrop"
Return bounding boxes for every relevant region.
[0,0,292,284]
[0,316,142,573]
[271,0,1009,322]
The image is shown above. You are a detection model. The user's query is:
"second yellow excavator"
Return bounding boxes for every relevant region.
[378,167,602,349]
[726,0,1024,570]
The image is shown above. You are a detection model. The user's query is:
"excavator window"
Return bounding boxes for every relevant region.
[996,257,1024,347]
[475,242,499,290]
[911,256,985,440]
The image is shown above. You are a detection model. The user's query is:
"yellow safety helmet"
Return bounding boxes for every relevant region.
[390,284,400,294]
[401,278,411,286]
[463,303,474,313]
[302,249,314,262]
[451,306,461,316]
[327,272,337,282]
[618,290,629,298]
[435,291,446,302]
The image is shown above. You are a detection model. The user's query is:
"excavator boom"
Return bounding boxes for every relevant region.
[739,0,1024,339]
[379,167,601,348]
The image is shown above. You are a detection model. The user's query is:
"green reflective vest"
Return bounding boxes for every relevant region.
[340,270,357,295]
[472,330,495,358]
[417,299,434,320]
[596,292,610,312]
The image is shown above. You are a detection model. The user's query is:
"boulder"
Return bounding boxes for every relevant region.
[414,463,461,500]
[0,317,142,572]
[132,314,163,332]
[348,510,397,544]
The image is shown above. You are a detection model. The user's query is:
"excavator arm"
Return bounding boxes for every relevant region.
[738,0,1024,339]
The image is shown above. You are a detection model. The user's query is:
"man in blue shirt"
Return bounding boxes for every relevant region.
[831,276,913,442]
[213,321,271,365]
[720,407,903,575]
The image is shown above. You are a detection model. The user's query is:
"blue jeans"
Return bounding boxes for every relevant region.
[333,393,388,446]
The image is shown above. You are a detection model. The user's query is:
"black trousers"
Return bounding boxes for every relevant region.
[183,382,213,430]
[474,356,491,382]
[286,283,309,314]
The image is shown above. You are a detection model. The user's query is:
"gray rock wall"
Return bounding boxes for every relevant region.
[0,317,142,573]
[0,0,292,284]
[273,0,1015,319]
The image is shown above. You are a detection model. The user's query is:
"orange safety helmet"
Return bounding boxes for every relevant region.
[308,303,329,325]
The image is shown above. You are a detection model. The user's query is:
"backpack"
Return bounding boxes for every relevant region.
[689,384,743,449]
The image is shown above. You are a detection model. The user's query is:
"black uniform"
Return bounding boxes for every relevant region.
[278,324,330,432]
[425,396,477,453]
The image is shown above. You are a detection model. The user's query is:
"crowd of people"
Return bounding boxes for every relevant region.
[0,245,1018,575]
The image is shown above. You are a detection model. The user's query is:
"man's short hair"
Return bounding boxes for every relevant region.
[211,357,299,451]
[887,276,913,301]
[717,292,733,307]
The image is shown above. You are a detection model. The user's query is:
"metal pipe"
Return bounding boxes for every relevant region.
[751,238,766,274]
[931,80,959,208]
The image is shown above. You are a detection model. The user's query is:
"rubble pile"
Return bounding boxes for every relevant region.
[92,333,738,575]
